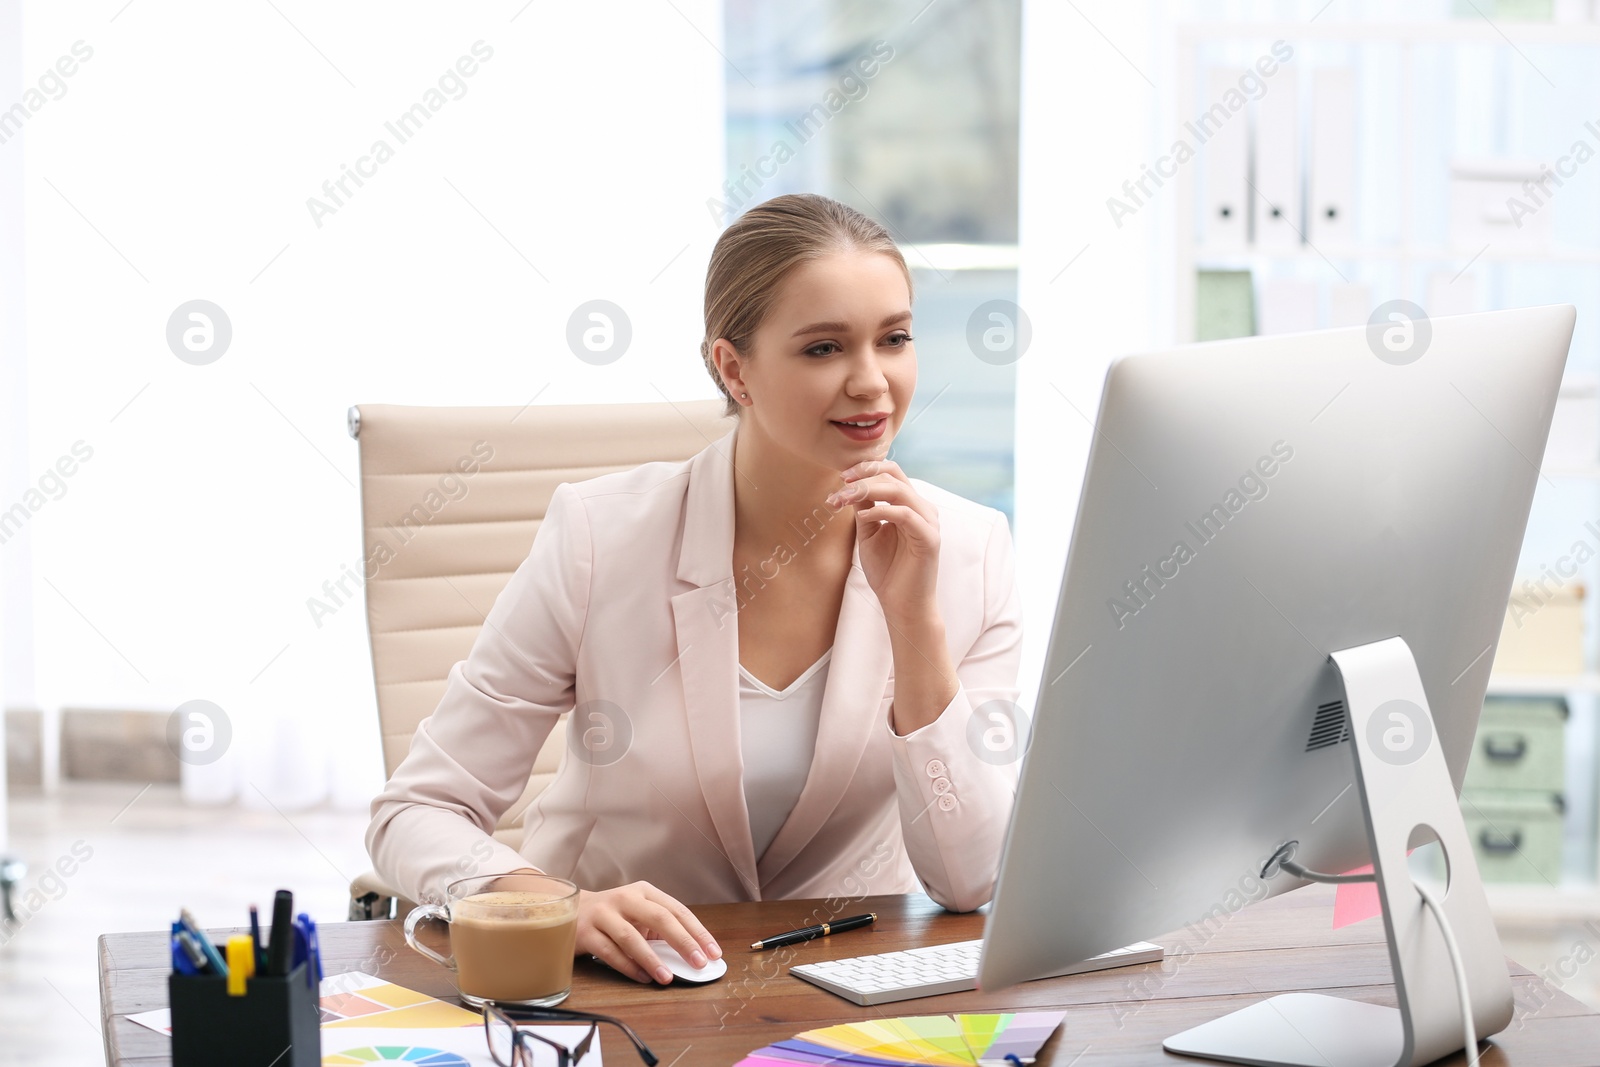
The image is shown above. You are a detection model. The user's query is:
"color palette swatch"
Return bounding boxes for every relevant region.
[736,1010,1066,1066]
[322,1023,600,1067]
[318,972,482,1030]
[324,1047,473,1066]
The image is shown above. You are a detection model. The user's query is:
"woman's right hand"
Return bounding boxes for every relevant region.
[574,880,724,984]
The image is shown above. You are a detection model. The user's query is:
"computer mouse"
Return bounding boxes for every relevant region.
[646,939,727,984]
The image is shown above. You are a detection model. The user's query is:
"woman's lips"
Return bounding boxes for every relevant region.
[831,417,887,442]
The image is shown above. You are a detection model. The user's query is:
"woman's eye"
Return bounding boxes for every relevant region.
[804,333,910,356]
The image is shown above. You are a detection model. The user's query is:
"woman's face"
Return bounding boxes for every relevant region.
[730,249,915,472]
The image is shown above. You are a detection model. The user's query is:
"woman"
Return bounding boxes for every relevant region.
[367,193,1023,988]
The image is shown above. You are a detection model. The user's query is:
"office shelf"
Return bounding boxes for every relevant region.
[1178,20,1600,46]
[1171,20,1600,341]
[1487,672,1600,696]
[1543,463,1600,479]
[1174,18,1600,898]
[1484,882,1600,922]
[1194,246,1600,266]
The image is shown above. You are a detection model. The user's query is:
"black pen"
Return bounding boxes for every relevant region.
[751,912,876,950]
[266,890,295,976]
[249,904,264,970]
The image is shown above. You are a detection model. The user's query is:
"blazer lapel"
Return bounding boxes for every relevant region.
[755,539,892,887]
[669,428,761,899]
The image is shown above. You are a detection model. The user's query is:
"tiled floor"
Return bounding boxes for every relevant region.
[3,783,1600,1066]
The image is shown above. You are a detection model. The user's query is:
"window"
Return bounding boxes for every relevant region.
[722,0,1022,518]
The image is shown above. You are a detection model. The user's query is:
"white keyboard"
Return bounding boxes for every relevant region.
[790,938,1164,1006]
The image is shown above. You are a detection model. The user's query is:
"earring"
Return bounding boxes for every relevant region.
[741,393,749,399]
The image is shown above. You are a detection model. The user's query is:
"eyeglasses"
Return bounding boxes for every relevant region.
[483,1002,659,1067]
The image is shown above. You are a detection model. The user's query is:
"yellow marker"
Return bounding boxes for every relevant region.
[226,935,256,996]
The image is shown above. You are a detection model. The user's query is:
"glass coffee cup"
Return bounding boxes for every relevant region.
[404,873,579,1007]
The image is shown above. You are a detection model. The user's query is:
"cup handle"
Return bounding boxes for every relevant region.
[403,904,455,971]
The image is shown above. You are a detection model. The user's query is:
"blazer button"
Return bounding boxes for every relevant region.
[931,776,952,796]
[925,759,947,778]
[937,793,957,811]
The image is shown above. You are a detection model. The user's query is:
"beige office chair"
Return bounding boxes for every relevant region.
[345,400,733,919]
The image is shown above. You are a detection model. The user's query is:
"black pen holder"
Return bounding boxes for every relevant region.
[168,962,321,1067]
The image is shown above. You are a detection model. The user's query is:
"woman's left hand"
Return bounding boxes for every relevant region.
[827,459,941,624]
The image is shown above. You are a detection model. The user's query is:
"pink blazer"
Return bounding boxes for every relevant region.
[367,427,1023,912]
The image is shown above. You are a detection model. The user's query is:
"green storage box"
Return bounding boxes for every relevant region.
[1451,0,1554,19]
[1195,270,1254,341]
[1463,697,1566,795]
[1459,792,1565,885]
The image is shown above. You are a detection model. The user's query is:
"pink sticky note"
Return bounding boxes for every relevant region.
[1331,849,1418,928]
[1332,864,1380,928]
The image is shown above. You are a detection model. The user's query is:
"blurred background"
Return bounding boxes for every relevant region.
[7,0,1600,1062]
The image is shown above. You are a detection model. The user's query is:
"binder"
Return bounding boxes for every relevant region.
[1201,67,1249,248]
[1426,270,1476,318]
[1309,69,1356,246]
[1449,158,1551,250]
[1554,0,1594,22]
[1253,65,1300,249]
[1546,375,1600,468]
[1258,278,1318,335]
[1329,282,1371,328]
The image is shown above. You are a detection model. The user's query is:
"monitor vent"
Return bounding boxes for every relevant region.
[1305,700,1350,751]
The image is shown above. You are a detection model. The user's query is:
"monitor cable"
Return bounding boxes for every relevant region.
[1269,847,1481,1067]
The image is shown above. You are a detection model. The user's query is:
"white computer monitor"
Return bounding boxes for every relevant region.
[978,305,1576,1066]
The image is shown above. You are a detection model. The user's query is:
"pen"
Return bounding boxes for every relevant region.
[178,909,229,976]
[175,931,210,973]
[170,925,201,975]
[292,913,322,987]
[171,942,200,975]
[266,890,295,977]
[751,912,877,950]
[249,904,263,970]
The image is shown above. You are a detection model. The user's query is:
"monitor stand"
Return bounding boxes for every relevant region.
[1163,636,1515,1067]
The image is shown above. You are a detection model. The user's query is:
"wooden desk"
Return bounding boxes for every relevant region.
[99,884,1600,1066]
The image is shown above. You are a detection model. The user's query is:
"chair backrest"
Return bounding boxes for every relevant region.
[350,400,732,843]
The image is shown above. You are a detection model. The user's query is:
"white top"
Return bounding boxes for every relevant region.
[738,649,831,861]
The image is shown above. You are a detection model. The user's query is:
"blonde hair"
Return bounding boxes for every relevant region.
[700,193,914,416]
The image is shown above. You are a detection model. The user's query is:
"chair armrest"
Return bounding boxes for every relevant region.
[348,869,412,921]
